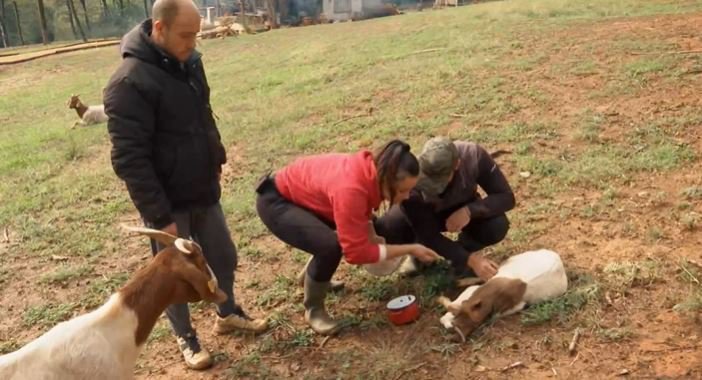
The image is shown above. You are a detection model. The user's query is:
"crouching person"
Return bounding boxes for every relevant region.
[104,0,267,370]
[255,140,441,335]
[374,137,516,281]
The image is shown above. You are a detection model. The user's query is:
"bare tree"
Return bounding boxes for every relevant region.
[69,0,87,41]
[265,0,277,28]
[36,0,49,44]
[66,0,77,37]
[100,0,110,18]
[0,0,9,48]
[78,0,91,32]
[12,1,23,45]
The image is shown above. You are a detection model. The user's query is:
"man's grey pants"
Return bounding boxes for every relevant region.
[148,203,238,337]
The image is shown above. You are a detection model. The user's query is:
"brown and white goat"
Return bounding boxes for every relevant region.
[67,94,108,128]
[438,249,568,342]
[0,226,226,380]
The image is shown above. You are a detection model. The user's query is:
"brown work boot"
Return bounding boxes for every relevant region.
[213,307,268,335]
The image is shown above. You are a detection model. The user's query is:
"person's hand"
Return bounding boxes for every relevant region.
[368,222,386,244]
[446,206,471,232]
[410,244,441,263]
[161,222,178,237]
[468,252,498,281]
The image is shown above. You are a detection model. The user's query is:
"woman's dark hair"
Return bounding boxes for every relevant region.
[373,139,419,201]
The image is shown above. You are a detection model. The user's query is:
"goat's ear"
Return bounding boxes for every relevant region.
[174,238,193,254]
[493,279,527,313]
[179,265,227,304]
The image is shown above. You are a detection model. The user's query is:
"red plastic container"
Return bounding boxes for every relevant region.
[386,295,420,325]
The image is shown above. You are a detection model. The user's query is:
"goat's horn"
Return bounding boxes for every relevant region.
[453,326,466,343]
[174,238,193,254]
[120,224,178,246]
[206,264,218,294]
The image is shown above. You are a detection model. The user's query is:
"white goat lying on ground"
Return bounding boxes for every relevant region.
[0,226,226,380]
[67,94,108,128]
[438,249,568,342]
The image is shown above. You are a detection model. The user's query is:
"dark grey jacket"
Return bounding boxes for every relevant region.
[104,19,227,228]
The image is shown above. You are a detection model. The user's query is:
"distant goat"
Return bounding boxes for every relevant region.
[67,94,108,128]
[0,226,226,380]
[438,249,568,342]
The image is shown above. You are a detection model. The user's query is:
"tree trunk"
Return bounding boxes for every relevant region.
[100,0,109,17]
[66,0,77,38]
[0,0,9,48]
[142,0,148,17]
[68,0,87,42]
[238,0,247,29]
[36,0,49,44]
[265,0,277,28]
[11,1,23,45]
[0,22,7,48]
[118,0,123,16]
[78,0,90,32]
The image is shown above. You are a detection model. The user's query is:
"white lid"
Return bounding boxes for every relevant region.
[386,295,416,310]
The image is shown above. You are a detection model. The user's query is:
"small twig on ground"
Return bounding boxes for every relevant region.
[569,328,581,356]
[679,263,701,286]
[134,357,181,375]
[331,114,368,127]
[605,291,613,305]
[392,362,427,380]
[629,49,702,56]
[616,369,630,376]
[551,367,558,376]
[501,361,524,372]
[449,113,469,118]
[569,353,580,367]
[2,227,8,243]
[404,47,446,57]
[261,351,300,360]
[319,335,332,349]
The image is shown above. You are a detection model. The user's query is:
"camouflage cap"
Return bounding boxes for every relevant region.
[416,137,459,197]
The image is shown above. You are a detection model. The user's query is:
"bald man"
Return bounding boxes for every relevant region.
[104,0,268,370]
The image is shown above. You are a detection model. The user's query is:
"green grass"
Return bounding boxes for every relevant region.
[674,260,702,314]
[0,340,22,354]
[79,272,130,309]
[602,259,663,293]
[597,327,635,342]
[521,272,601,326]
[40,265,93,285]
[256,275,295,307]
[23,303,76,328]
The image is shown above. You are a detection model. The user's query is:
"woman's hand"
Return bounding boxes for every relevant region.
[409,244,441,263]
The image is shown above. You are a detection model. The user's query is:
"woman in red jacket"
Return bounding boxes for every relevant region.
[255,140,440,335]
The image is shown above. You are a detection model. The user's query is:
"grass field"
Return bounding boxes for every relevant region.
[1,0,702,378]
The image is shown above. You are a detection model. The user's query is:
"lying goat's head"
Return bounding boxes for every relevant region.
[445,277,527,341]
[67,94,82,109]
[123,225,227,304]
